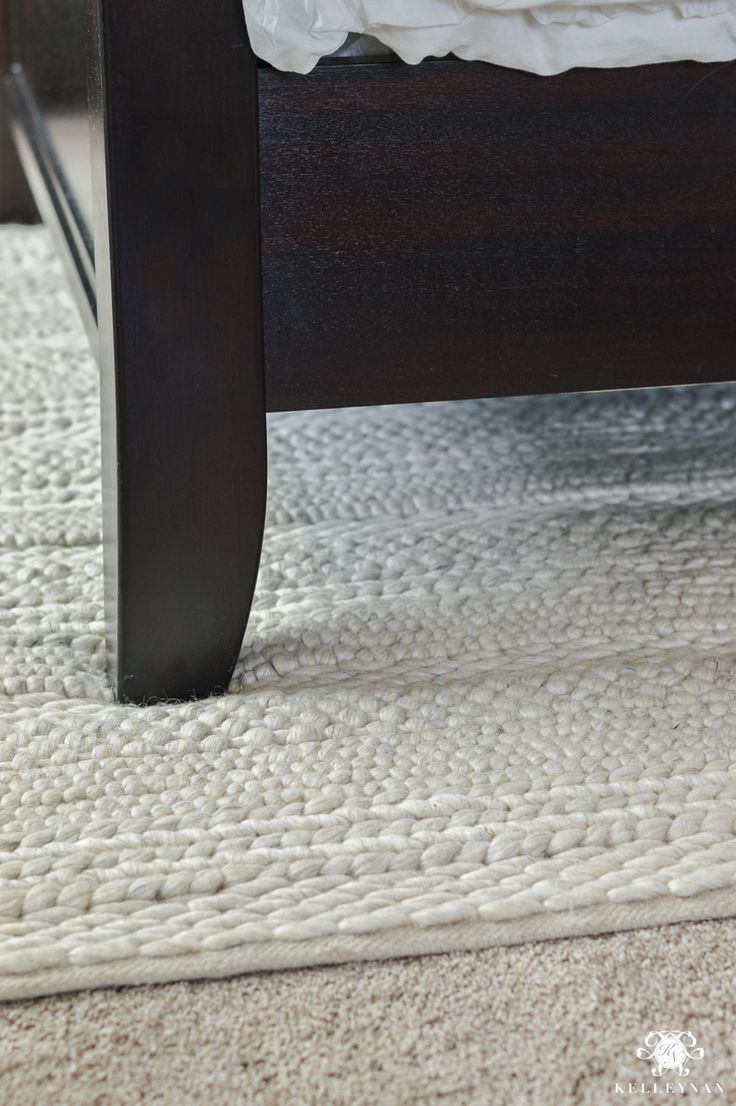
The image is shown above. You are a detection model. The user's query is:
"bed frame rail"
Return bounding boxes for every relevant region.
[260,58,736,410]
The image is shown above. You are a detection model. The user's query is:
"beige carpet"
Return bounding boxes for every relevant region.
[2,225,736,1002]
[0,916,734,1105]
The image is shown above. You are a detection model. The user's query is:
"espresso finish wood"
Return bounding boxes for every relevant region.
[89,0,266,702]
[259,59,736,411]
[4,0,736,701]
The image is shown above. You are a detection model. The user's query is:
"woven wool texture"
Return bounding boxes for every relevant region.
[1,226,736,1001]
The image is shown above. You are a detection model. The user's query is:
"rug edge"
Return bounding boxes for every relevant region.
[3,887,734,1003]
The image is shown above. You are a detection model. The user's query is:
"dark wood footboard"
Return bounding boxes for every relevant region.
[3,0,736,700]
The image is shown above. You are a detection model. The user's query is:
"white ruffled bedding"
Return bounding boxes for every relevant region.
[241,0,736,74]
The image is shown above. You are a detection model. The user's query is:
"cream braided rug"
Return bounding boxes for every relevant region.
[1,226,736,1001]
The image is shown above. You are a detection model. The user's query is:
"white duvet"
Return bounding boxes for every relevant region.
[241,0,736,73]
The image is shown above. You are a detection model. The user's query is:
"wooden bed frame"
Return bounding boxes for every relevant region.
[2,0,735,703]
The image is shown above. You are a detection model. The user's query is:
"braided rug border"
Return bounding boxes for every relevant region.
[2,888,735,1001]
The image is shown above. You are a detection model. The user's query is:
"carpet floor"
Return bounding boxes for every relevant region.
[0,916,734,1105]
[1,225,736,1001]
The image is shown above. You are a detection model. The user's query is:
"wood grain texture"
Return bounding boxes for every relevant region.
[8,15,736,702]
[89,0,267,703]
[259,59,736,411]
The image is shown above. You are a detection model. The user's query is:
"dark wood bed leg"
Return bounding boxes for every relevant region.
[89,0,266,704]
[0,0,37,220]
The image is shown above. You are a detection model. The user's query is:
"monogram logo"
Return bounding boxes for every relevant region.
[636,1031,705,1078]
